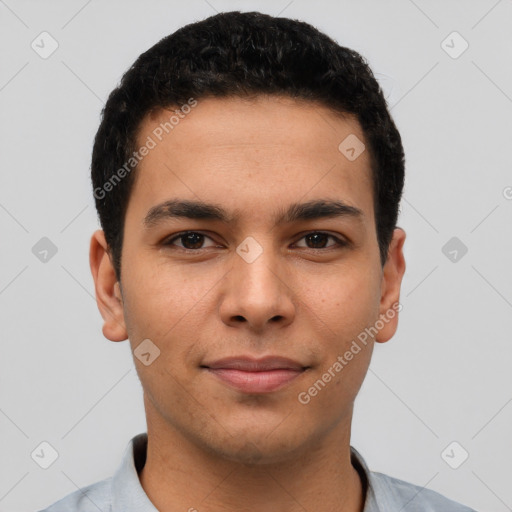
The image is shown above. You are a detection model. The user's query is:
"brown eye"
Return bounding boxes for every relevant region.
[162,231,347,252]
[304,232,330,249]
[294,232,347,250]
[163,232,217,250]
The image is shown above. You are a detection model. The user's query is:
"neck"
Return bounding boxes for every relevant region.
[139,407,365,512]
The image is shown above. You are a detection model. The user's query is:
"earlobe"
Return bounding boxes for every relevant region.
[375,227,406,344]
[89,229,128,342]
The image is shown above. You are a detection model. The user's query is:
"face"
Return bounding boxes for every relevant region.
[90,95,406,464]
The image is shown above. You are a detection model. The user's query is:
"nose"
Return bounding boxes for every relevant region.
[218,240,296,333]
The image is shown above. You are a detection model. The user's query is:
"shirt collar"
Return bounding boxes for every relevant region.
[350,445,382,511]
[111,433,382,511]
[111,433,157,511]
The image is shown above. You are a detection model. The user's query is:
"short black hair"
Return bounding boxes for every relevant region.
[91,10,405,282]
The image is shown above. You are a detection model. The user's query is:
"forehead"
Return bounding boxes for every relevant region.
[128,95,375,228]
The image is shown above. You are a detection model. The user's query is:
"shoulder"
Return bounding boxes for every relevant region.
[370,470,477,511]
[36,477,112,512]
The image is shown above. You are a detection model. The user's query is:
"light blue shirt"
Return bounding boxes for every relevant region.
[39,433,477,511]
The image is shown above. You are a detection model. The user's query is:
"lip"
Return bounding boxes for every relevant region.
[202,356,308,393]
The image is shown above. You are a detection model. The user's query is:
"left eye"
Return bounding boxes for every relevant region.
[163,231,346,251]
[294,232,346,249]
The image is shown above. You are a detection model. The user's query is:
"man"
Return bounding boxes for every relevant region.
[40,10,476,512]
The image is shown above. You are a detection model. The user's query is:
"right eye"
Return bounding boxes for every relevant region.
[161,231,220,251]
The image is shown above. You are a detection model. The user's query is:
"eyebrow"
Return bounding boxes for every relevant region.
[143,198,364,229]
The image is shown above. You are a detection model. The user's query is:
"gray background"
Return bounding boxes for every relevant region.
[1,0,511,510]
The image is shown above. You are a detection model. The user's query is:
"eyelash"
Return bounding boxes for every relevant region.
[161,231,348,252]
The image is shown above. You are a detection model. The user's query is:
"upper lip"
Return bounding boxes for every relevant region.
[203,356,307,372]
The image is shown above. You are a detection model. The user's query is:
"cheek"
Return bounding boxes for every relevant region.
[121,254,212,337]
[301,263,381,333]
[120,262,222,395]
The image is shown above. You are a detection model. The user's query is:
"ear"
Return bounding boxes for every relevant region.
[375,227,406,344]
[89,229,128,342]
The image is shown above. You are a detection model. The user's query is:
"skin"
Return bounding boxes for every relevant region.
[90,95,406,512]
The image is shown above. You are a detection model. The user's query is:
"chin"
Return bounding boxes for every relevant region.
[200,426,310,466]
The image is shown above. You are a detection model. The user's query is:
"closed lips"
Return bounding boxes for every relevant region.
[202,356,309,393]
[202,356,307,371]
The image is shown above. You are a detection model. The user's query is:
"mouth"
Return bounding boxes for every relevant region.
[201,356,309,394]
